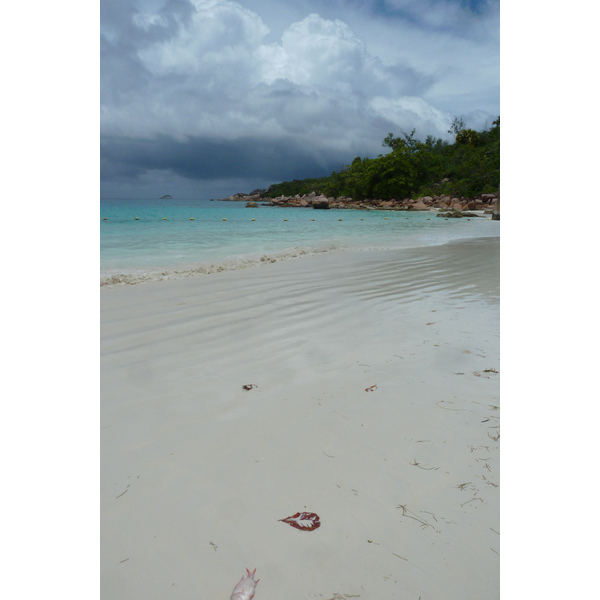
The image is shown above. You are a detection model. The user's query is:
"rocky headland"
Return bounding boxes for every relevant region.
[219,190,499,218]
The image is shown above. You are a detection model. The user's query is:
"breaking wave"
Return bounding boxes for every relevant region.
[100,244,343,287]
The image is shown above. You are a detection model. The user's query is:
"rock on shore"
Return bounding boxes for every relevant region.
[219,191,499,214]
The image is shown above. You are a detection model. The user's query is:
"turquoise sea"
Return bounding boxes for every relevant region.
[100,197,500,285]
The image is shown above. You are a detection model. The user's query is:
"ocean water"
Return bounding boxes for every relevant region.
[100,197,500,285]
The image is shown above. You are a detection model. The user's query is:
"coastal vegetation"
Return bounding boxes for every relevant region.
[261,117,499,201]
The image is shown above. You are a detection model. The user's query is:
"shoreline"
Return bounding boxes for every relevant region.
[101,232,500,288]
[220,190,500,215]
[101,237,499,599]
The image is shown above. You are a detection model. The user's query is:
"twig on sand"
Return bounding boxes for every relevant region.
[478,474,498,487]
[436,400,465,411]
[456,482,472,491]
[421,511,438,522]
[392,553,408,561]
[469,445,490,453]
[409,458,439,470]
[396,504,435,529]
[461,497,484,507]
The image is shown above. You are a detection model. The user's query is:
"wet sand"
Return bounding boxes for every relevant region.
[101,237,500,599]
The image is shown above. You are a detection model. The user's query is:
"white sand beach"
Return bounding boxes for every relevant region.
[101,237,500,599]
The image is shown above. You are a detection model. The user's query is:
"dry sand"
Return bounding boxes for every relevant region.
[101,237,500,600]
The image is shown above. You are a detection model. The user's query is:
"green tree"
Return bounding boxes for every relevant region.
[262,116,500,202]
[448,116,466,137]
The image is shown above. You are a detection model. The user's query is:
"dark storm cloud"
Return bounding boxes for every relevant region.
[100,0,499,197]
[101,134,341,183]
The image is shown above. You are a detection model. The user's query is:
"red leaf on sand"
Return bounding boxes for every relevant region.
[279,512,321,531]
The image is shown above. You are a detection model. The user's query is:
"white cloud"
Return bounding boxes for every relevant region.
[279,15,368,85]
[132,13,169,31]
[137,0,269,77]
[369,96,451,135]
[101,0,499,194]
[109,4,444,143]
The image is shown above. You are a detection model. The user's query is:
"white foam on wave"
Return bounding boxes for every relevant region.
[100,224,501,287]
[100,243,344,287]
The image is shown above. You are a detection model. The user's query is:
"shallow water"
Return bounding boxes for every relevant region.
[100,197,499,284]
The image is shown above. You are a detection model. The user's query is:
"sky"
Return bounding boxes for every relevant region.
[101,0,500,199]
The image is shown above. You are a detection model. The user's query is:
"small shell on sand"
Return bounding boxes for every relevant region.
[230,568,259,600]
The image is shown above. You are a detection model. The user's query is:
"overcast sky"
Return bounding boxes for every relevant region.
[101,0,499,199]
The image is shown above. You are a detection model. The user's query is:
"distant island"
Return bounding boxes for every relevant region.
[160,194,173,199]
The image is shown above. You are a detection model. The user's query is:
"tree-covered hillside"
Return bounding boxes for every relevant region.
[262,117,499,201]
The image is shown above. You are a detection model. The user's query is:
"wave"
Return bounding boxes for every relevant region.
[101,226,501,287]
[100,244,344,287]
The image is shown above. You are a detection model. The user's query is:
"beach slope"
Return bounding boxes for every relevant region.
[101,237,500,599]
